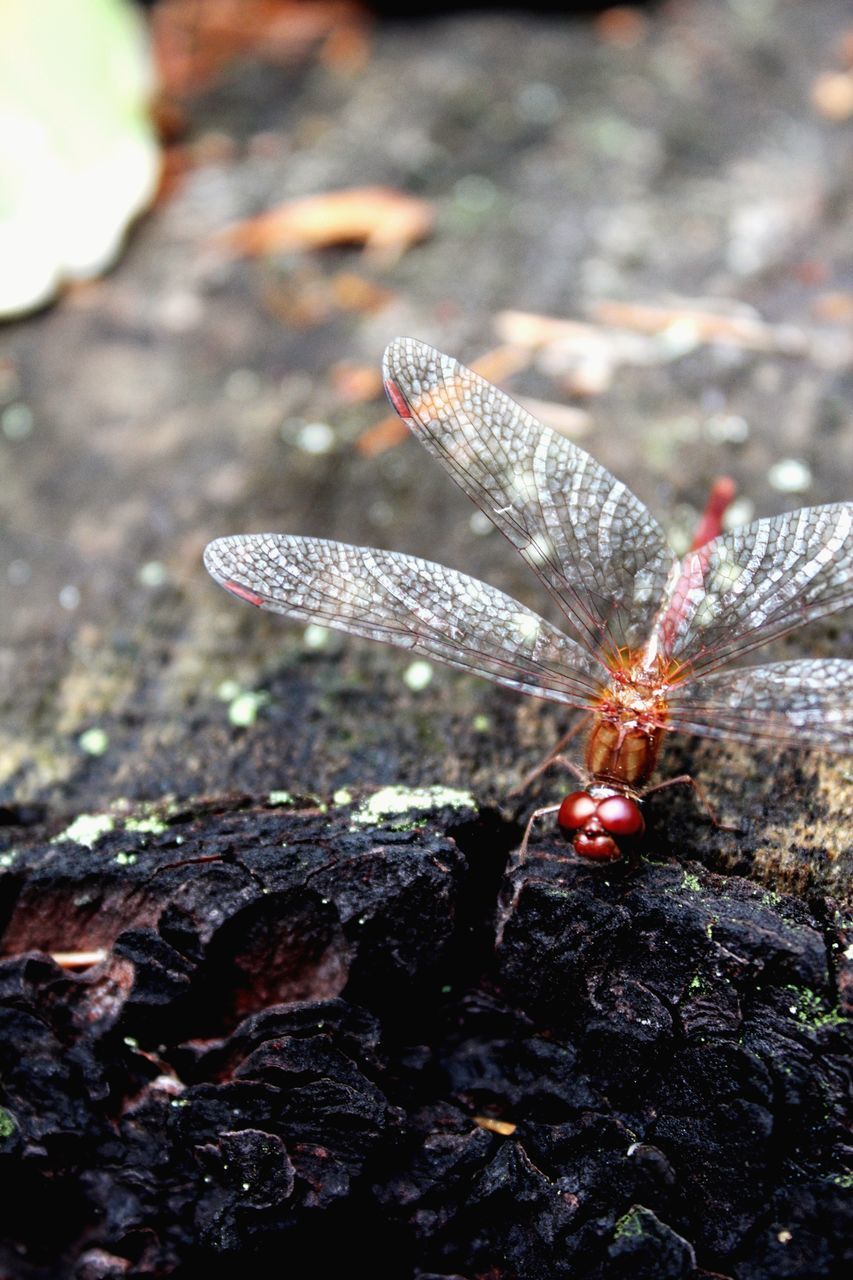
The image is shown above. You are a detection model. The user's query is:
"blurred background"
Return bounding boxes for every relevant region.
[0,0,851,847]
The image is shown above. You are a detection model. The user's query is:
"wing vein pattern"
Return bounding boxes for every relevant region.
[383,337,677,660]
[665,658,853,748]
[650,504,853,675]
[204,534,605,706]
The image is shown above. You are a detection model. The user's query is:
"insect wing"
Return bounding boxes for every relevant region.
[647,503,853,676]
[204,534,604,706]
[382,338,677,661]
[664,658,852,749]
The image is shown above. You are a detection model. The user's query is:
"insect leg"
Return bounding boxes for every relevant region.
[642,774,741,833]
[547,754,587,783]
[499,804,567,944]
[517,804,562,862]
[509,713,592,796]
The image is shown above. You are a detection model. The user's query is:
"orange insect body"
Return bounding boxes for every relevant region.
[546,654,671,860]
[584,651,677,789]
[205,339,852,866]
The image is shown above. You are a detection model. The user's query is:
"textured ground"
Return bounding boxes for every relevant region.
[0,1,851,1275]
[1,796,850,1278]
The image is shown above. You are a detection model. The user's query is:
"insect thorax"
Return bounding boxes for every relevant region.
[586,656,671,787]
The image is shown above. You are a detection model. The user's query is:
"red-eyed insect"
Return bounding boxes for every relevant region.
[205,339,852,861]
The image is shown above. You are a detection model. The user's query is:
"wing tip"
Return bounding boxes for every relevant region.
[382,337,463,424]
[204,539,268,608]
[203,536,225,576]
[381,335,446,381]
[381,337,428,421]
[381,335,408,381]
[203,534,249,581]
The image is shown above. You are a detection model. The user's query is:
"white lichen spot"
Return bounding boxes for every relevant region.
[228,690,268,727]
[137,560,167,588]
[767,458,811,494]
[659,319,701,359]
[368,499,394,527]
[403,659,434,692]
[216,679,241,702]
[60,813,116,848]
[268,790,294,806]
[722,496,754,530]
[78,727,109,757]
[124,816,167,835]
[1,402,34,440]
[296,421,335,455]
[472,713,490,733]
[351,785,475,828]
[704,413,750,444]
[468,510,493,536]
[333,788,353,806]
[59,584,80,610]
[303,623,330,650]
[114,851,138,866]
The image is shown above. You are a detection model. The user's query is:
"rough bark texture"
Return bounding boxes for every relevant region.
[0,797,850,1278]
[0,0,851,1275]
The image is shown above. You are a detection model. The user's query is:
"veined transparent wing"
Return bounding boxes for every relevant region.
[647,503,853,677]
[382,337,677,661]
[204,534,606,705]
[664,658,853,749]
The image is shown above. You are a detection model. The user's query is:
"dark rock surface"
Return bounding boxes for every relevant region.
[1,795,851,1277]
[0,0,851,1275]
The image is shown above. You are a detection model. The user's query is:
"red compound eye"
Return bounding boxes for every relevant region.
[597,795,645,837]
[558,791,597,831]
[574,832,621,861]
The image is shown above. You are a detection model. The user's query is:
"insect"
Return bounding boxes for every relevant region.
[205,338,852,861]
